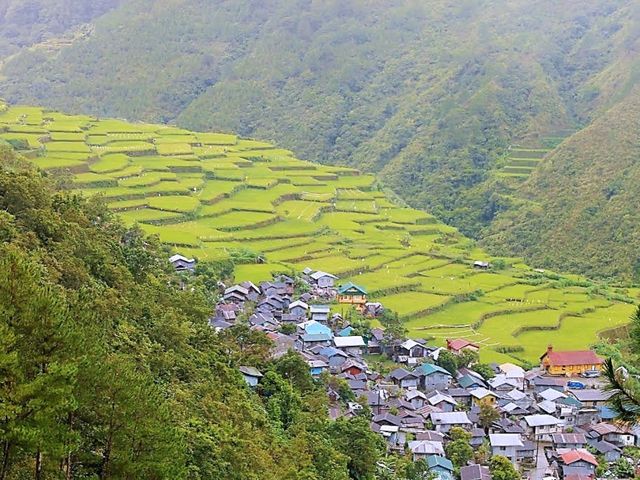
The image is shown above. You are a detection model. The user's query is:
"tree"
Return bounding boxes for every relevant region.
[436,350,459,376]
[444,427,473,469]
[490,455,519,480]
[629,305,640,354]
[478,402,500,434]
[327,416,384,480]
[474,363,496,380]
[612,457,634,478]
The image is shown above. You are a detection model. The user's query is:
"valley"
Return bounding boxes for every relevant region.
[3,102,636,366]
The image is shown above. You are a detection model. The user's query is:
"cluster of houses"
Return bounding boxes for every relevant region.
[170,256,639,479]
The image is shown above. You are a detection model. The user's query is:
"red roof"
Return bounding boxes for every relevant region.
[561,450,598,466]
[542,348,603,367]
[447,339,479,352]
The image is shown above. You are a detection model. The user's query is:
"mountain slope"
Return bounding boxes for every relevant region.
[483,88,640,281]
[1,0,639,237]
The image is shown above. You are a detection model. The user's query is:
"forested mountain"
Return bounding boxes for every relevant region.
[0,147,388,479]
[483,87,640,280]
[0,0,121,56]
[0,0,639,279]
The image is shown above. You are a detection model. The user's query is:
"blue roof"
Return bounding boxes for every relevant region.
[319,347,347,358]
[414,363,452,377]
[301,333,332,342]
[304,321,332,336]
[457,374,483,389]
[426,455,453,471]
[338,326,354,337]
[338,282,367,295]
[597,406,616,420]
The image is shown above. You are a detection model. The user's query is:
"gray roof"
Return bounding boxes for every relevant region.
[430,411,471,425]
[489,433,524,447]
[524,414,562,427]
[568,389,614,402]
[239,366,263,378]
[460,465,491,480]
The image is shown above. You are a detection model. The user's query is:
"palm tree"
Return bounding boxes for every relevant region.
[603,357,640,423]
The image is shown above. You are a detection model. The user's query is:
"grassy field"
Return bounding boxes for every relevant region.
[4,103,636,365]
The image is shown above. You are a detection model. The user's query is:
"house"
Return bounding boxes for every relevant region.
[408,440,445,461]
[531,375,566,393]
[426,391,458,412]
[393,339,427,365]
[334,336,366,356]
[239,366,262,387]
[446,338,479,355]
[309,305,331,323]
[414,363,452,391]
[289,300,309,318]
[337,326,353,337]
[473,260,490,270]
[523,414,562,441]
[337,282,367,306]
[460,465,491,480]
[489,434,524,464]
[586,422,636,447]
[425,455,454,480]
[591,440,622,462]
[310,271,338,288]
[552,433,587,450]
[469,387,497,406]
[307,359,329,376]
[367,327,385,354]
[405,389,428,409]
[389,368,419,390]
[430,412,472,433]
[364,302,384,317]
[300,333,332,350]
[318,346,348,368]
[567,388,614,407]
[560,450,598,478]
[341,359,366,376]
[169,253,196,272]
[300,320,332,337]
[540,345,604,376]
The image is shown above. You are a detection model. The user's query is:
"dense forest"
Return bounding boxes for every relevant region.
[0,147,423,479]
[0,0,639,279]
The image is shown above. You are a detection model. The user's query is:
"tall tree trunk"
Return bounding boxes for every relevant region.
[0,439,11,480]
[34,449,42,480]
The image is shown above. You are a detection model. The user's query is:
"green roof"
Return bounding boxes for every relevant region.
[338,282,367,295]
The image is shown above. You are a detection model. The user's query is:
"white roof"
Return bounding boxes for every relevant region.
[506,389,527,401]
[428,392,457,406]
[537,400,557,414]
[310,271,338,280]
[401,339,422,350]
[289,300,309,310]
[489,375,519,388]
[539,388,566,402]
[409,440,445,455]
[224,285,249,295]
[489,434,524,448]
[524,414,562,427]
[334,336,365,348]
[406,390,427,401]
[169,254,194,263]
[310,304,330,313]
[430,412,471,425]
[469,387,495,399]
[502,402,520,413]
[499,363,525,377]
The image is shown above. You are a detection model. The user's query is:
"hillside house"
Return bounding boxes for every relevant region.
[300,333,332,350]
[523,414,562,441]
[489,434,523,464]
[341,359,366,376]
[459,465,491,480]
[318,347,348,368]
[169,253,196,272]
[540,345,604,376]
[552,433,587,450]
[364,302,384,317]
[310,304,330,323]
[560,450,598,478]
[426,391,458,412]
[337,282,367,306]
[591,440,622,462]
[469,387,497,406]
[289,300,309,318]
[300,320,332,337]
[405,390,427,409]
[446,339,480,355]
[473,260,490,270]
[414,363,452,391]
[310,271,338,288]
[409,440,445,461]
[239,366,262,387]
[586,423,636,447]
[394,339,427,365]
[430,412,472,433]
[426,455,454,480]
[334,336,365,356]
[567,388,613,407]
[307,359,329,376]
[389,368,419,390]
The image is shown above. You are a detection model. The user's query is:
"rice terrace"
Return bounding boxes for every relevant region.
[2,103,637,365]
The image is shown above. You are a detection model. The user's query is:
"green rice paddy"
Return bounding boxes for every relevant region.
[3,103,635,365]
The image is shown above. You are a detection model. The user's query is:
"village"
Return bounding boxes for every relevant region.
[172,254,640,480]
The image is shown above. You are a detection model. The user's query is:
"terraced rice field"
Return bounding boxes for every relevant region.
[2,103,636,364]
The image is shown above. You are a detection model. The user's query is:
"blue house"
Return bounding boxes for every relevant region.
[301,320,333,337]
[426,455,454,480]
[337,326,354,337]
[319,347,349,368]
[308,359,329,376]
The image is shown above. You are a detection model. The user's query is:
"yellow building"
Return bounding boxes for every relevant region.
[540,345,604,376]
[337,282,367,306]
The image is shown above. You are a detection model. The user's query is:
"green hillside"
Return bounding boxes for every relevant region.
[3,102,637,365]
[1,0,639,250]
[483,88,640,282]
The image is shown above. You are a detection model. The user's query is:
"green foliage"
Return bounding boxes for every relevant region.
[612,458,634,478]
[444,428,473,468]
[0,148,373,479]
[489,455,519,480]
[478,402,501,434]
